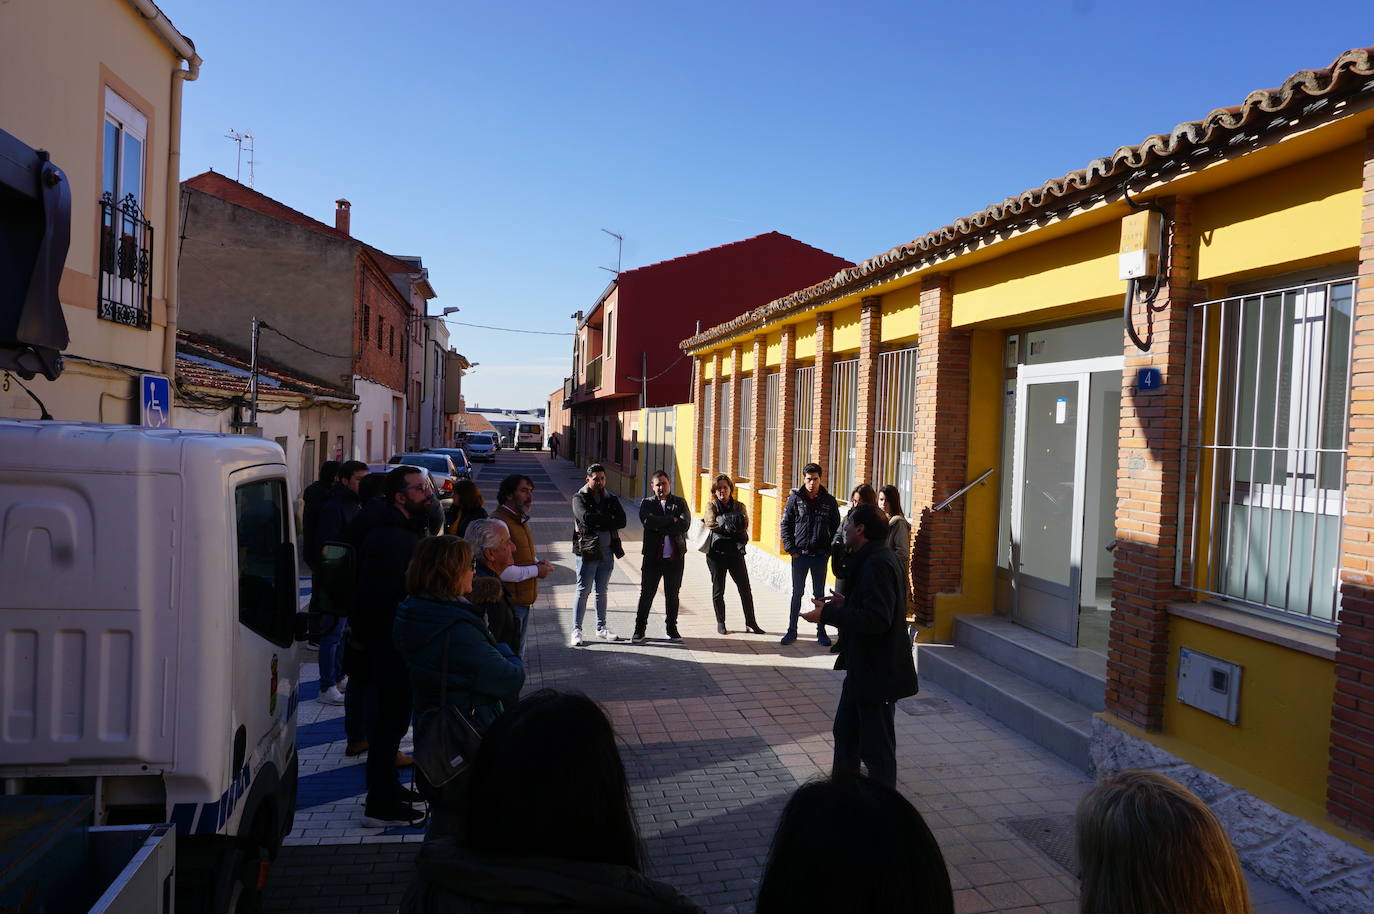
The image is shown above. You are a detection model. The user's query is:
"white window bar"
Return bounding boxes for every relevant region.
[793,366,814,485]
[717,379,732,477]
[737,375,753,478]
[872,346,918,512]
[701,382,714,471]
[763,371,780,485]
[1182,278,1354,624]
[830,359,860,495]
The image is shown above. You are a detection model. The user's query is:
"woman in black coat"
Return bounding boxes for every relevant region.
[703,475,763,635]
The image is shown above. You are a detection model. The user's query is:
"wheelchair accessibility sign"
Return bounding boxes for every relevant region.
[141,373,170,428]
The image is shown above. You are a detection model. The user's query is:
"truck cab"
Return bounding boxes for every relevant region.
[0,420,305,911]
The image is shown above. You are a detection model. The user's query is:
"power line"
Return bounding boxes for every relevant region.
[259,321,358,358]
[448,320,573,337]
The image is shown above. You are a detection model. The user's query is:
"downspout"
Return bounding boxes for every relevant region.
[126,1,201,401]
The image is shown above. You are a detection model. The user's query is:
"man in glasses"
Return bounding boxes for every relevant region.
[348,465,433,827]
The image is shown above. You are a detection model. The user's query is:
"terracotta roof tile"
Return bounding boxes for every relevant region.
[684,46,1374,351]
[176,330,356,401]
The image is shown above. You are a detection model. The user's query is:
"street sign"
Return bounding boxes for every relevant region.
[140,373,170,428]
[1137,367,1161,392]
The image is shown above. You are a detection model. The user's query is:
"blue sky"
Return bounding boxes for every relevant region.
[167,0,1372,409]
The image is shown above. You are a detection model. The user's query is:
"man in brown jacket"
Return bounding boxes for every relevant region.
[494,473,553,656]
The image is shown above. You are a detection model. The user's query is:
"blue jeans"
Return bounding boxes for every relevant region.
[574,554,615,630]
[511,603,531,656]
[788,554,829,637]
[318,615,345,690]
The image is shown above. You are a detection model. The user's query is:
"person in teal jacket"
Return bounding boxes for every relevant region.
[394,536,525,733]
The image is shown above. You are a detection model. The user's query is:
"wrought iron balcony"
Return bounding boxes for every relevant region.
[584,355,602,391]
[98,193,153,329]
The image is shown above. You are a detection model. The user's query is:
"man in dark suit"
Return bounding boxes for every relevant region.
[632,469,691,644]
[802,502,918,788]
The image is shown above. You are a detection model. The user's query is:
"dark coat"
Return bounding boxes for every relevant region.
[703,497,748,557]
[820,540,918,703]
[780,486,841,556]
[571,487,626,559]
[638,494,690,561]
[307,482,361,570]
[401,837,707,914]
[347,496,428,647]
[470,567,519,653]
[300,478,333,571]
[392,596,524,730]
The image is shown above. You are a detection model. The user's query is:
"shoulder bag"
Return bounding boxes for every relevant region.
[413,629,484,789]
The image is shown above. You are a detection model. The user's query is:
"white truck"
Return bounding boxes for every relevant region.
[0,420,306,912]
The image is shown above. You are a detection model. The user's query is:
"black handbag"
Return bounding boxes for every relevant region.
[413,630,483,789]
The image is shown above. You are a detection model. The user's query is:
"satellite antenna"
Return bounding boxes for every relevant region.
[599,228,622,276]
[225,129,256,187]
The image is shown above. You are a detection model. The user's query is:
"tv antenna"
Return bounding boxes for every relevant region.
[599,228,622,276]
[225,129,256,187]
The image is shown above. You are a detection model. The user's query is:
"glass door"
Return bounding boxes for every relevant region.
[1011,371,1089,644]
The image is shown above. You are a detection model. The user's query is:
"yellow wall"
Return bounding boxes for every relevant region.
[1162,618,1336,811]
[879,283,922,344]
[757,488,782,555]
[950,222,1122,328]
[1194,144,1362,283]
[831,303,862,355]
[794,320,816,361]
[764,328,783,367]
[673,402,697,508]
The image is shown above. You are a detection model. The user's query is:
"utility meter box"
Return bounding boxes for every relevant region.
[1119,209,1162,280]
[1177,646,1242,724]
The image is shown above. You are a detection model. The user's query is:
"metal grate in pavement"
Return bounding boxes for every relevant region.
[1001,814,1078,875]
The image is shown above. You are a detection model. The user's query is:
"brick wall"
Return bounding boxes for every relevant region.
[749,334,768,538]
[355,255,409,393]
[1329,128,1374,836]
[776,324,797,532]
[1105,196,1198,731]
[728,343,744,477]
[909,275,970,628]
[692,356,706,511]
[854,296,882,484]
[812,312,834,484]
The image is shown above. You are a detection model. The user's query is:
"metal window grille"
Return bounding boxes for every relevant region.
[97,193,153,329]
[737,375,753,478]
[701,382,714,471]
[829,359,859,495]
[872,346,918,512]
[763,371,780,485]
[717,380,733,474]
[1181,278,1355,624]
[792,366,814,485]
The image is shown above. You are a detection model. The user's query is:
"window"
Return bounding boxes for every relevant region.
[792,365,814,486]
[873,346,918,511]
[377,316,384,350]
[1183,277,1355,623]
[98,88,151,329]
[763,371,780,485]
[389,325,395,356]
[717,380,733,476]
[829,359,859,494]
[701,382,714,471]
[362,305,371,341]
[235,478,294,647]
[737,375,753,478]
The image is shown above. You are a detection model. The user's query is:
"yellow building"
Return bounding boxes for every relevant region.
[683,47,1374,910]
[0,0,199,422]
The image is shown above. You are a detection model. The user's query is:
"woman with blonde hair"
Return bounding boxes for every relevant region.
[703,475,764,634]
[1076,769,1251,914]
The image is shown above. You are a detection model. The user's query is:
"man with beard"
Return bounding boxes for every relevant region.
[349,465,433,827]
[494,474,554,656]
[570,463,626,646]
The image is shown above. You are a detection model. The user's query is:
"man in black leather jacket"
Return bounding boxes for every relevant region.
[779,462,841,646]
[632,470,691,644]
[570,464,627,645]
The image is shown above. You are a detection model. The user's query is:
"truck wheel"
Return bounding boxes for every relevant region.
[210,847,263,914]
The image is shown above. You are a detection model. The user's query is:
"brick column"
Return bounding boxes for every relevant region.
[776,324,797,533]
[1105,196,1198,732]
[854,296,883,484]
[812,311,834,483]
[909,275,970,628]
[748,334,768,539]
[691,355,707,511]
[727,342,745,478]
[1329,128,1374,835]
[709,350,725,474]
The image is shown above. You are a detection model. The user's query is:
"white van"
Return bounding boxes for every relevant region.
[0,420,305,912]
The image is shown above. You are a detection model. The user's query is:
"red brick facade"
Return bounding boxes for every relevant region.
[727,343,745,477]
[1328,128,1374,835]
[775,324,798,530]
[909,275,970,628]
[854,297,882,484]
[812,312,834,482]
[355,254,410,393]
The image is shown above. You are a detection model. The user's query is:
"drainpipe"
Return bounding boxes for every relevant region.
[127,0,201,404]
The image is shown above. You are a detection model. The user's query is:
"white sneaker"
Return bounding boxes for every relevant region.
[570,628,584,647]
[318,685,345,705]
[597,627,619,641]
[337,675,348,693]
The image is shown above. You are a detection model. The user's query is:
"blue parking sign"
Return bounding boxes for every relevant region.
[141,374,170,428]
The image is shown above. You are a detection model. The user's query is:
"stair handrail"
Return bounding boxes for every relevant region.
[931,467,995,513]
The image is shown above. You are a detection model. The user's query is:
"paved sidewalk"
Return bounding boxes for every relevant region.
[266,451,1314,914]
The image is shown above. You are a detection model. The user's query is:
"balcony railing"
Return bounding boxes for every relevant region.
[98,192,153,329]
[585,355,602,391]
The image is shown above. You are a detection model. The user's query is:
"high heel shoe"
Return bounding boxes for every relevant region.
[745,623,765,634]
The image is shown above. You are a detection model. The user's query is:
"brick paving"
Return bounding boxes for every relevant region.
[266,450,1314,914]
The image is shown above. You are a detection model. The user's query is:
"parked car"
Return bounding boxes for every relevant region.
[425,447,472,479]
[387,453,458,501]
[465,433,497,462]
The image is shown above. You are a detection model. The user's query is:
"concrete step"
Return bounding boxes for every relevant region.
[919,643,1094,772]
[954,615,1107,712]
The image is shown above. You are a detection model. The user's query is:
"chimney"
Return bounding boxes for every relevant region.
[334,198,351,235]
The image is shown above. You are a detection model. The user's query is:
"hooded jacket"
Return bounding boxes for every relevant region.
[392,596,524,730]
[401,837,707,914]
